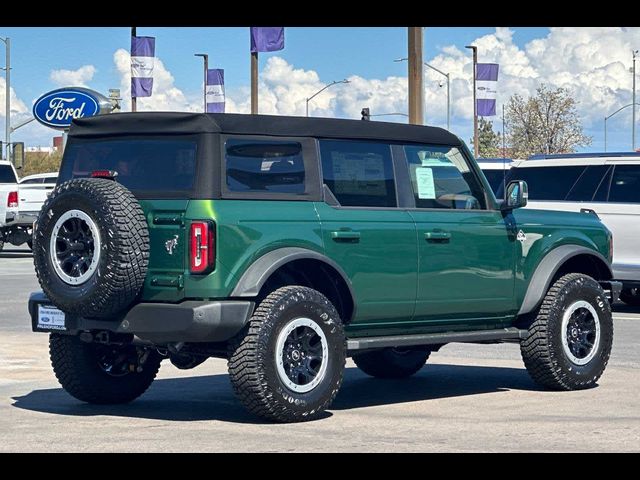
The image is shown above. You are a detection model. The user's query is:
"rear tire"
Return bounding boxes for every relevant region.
[620,288,640,307]
[520,273,613,391]
[50,334,161,404]
[353,348,430,379]
[228,286,346,423]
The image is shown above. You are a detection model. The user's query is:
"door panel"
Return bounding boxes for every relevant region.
[410,210,516,322]
[316,202,417,324]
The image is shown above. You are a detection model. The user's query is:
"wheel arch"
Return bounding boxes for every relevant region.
[518,245,613,316]
[230,247,357,323]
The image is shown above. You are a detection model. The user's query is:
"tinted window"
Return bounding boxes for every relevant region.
[502,166,585,201]
[482,169,508,195]
[44,177,58,184]
[225,139,305,194]
[0,165,17,184]
[609,165,640,203]
[320,140,396,207]
[404,145,486,210]
[20,178,44,184]
[566,165,611,201]
[60,138,197,194]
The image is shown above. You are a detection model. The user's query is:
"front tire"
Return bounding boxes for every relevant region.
[620,288,640,307]
[520,273,613,391]
[353,348,430,379]
[228,286,346,423]
[50,334,162,404]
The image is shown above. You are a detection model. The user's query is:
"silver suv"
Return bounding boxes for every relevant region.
[501,152,640,306]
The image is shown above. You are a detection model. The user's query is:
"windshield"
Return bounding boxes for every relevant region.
[59,137,198,197]
[0,164,17,184]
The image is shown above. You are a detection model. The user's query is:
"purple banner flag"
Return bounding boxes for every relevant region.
[131,36,155,98]
[206,69,225,113]
[250,27,285,53]
[476,63,499,117]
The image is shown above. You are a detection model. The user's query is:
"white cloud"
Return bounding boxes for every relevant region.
[0,77,28,117]
[50,65,96,87]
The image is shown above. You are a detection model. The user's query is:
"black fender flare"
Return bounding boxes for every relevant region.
[230,247,357,319]
[518,245,613,315]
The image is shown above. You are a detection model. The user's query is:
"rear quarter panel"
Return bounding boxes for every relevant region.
[511,207,611,308]
[182,199,323,300]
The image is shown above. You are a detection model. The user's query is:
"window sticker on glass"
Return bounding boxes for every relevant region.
[416,167,436,199]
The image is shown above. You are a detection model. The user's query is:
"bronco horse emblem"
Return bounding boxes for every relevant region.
[165,235,179,255]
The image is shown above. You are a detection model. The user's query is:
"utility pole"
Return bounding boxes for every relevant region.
[502,104,506,158]
[195,53,209,112]
[466,45,478,157]
[251,51,258,114]
[1,37,10,160]
[407,27,424,125]
[131,27,137,113]
[633,50,637,150]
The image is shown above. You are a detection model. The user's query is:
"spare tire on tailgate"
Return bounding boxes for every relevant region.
[33,178,150,319]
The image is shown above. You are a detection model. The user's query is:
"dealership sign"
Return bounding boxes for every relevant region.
[33,87,112,130]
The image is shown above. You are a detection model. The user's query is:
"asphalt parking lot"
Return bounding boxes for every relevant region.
[1,244,639,452]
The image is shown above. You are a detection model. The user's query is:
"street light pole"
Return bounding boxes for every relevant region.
[395,58,450,130]
[1,37,10,161]
[305,80,349,117]
[195,53,209,113]
[633,50,638,150]
[466,45,478,158]
[604,102,640,152]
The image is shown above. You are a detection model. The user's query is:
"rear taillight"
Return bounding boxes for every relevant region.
[190,221,215,274]
[7,191,18,208]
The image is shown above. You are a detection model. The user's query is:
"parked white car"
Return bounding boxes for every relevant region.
[0,160,20,252]
[501,152,640,306]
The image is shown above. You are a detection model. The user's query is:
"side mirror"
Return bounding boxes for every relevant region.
[11,142,25,170]
[502,180,528,210]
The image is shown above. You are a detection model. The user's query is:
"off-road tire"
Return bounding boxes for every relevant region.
[33,178,149,318]
[620,288,640,307]
[50,334,161,404]
[228,286,346,423]
[353,348,431,379]
[520,273,613,391]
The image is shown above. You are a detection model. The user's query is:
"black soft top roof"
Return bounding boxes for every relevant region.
[68,112,461,146]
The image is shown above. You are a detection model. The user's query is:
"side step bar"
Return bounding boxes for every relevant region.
[346,327,526,353]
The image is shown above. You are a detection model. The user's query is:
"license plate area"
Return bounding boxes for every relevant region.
[33,304,67,332]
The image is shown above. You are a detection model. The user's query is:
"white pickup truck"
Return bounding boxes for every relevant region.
[1,165,58,251]
[0,160,20,251]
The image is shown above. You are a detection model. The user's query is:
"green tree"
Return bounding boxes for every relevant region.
[20,151,63,178]
[473,118,502,158]
[505,84,591,158]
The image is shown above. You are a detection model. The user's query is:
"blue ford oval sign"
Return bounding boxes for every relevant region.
[33,87,109,130]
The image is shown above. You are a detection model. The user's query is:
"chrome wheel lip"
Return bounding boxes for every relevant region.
[275,317,329,394]
[561,300,601,366]
[49,209,101,286]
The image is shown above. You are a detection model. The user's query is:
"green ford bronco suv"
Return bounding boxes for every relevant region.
[29,113,621,422]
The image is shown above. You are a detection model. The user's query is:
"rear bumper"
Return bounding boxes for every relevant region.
[29,291,254,344]
[13,211,39,226]
[612,263,640,283]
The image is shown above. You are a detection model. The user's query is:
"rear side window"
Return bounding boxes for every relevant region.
[319,139,396,208]
[0,165,17,184]
[565,165,612,201]
[225,139,305,194]
[44,176,58,184]
[60,137,198,197]
[609,165,640,203]
[503,166,585,200]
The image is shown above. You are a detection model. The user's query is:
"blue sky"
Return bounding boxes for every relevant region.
[1,27,639,153]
